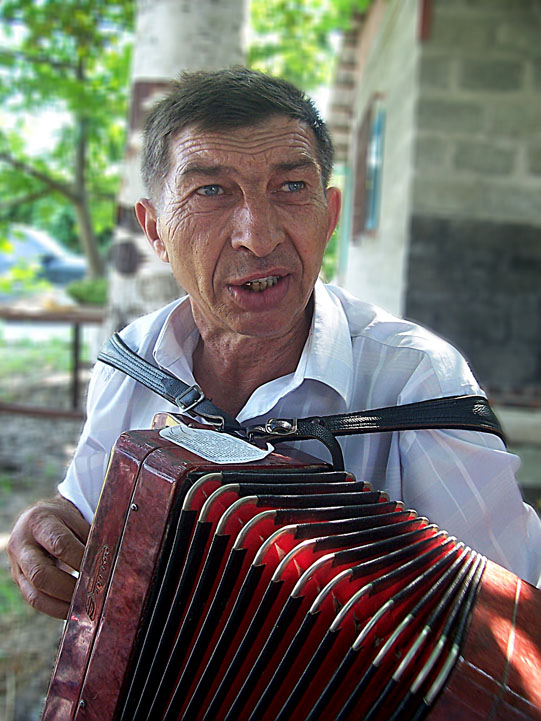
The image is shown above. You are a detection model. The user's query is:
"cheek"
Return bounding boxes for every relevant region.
[281,203,331,252]
[158,216,220,291]
[160,196,230,251]
[159,202,190,241]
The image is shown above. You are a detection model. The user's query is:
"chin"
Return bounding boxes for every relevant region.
[232,313,309,342]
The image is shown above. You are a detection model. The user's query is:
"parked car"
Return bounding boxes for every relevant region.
[0,225,87,286]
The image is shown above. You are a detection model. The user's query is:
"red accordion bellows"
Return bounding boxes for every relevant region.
[42,429,541,721]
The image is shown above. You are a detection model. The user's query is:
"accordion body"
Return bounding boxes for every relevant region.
[42,428,541,721]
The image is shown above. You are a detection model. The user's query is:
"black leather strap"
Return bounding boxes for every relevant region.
[98,333,505,469]
[247,395,505,465]
[305,395,504,439]
[97,333,242,433]
[248,395,505,470]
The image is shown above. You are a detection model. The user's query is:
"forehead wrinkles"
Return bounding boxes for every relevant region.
[170,124,319,168]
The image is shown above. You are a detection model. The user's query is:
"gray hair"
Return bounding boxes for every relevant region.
[141,67,334,201]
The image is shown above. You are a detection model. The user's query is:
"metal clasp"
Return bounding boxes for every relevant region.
[246,418,297,442]
[265,418,298,435]
[174,384,205,413]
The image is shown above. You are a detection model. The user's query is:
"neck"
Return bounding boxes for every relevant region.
[192,313,312,419]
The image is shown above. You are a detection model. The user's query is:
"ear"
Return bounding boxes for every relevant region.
[135,198,170,263]
[324,186,341,245]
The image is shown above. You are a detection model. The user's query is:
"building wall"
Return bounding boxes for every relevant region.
[412,0,541,225]
[406,0,541,398]
[341,0,421,315]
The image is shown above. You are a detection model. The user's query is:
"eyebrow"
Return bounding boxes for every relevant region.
[178,164,232,180]
[178,158,320,181]
[273,159,320,174]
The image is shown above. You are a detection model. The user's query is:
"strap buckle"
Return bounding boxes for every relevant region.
[174,384,205,413]
[247,418,298,440]
[174,385,228,431]
[266,418,298,435]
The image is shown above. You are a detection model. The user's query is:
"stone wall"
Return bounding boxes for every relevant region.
[405,0,541,399]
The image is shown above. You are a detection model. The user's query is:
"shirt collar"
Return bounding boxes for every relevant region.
[150,280,354,413]
[302,279,354,404]
[153,295,199,382]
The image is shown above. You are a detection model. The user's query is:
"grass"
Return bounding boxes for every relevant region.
[0,335,89,375]
[0,566,28,619]
[0,473,13,495]
[0,330,91,402]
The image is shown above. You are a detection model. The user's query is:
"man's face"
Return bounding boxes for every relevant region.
[137,116,340,342]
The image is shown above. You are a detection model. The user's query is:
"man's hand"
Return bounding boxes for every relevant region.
[7,495,90,619]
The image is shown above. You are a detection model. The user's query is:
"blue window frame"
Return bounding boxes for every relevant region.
[352,96,386,237]
[364,104,385,231]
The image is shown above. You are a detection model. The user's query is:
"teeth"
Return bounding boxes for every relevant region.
[243,276,280,292]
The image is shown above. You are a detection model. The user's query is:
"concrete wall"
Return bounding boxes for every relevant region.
[412,0,541,225]
[406,216,541,398]
[405,0,541,398]
[341,0,421,315]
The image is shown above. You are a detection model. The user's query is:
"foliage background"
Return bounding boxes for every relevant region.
[0,0,367,287]
[0,0,134,278]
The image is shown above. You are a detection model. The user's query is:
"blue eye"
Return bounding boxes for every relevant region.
[196,185,223,196]
[282,181,305,192]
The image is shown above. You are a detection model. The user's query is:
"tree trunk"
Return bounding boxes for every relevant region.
[74,112,104,278]
[73,193,104,278]
[74,57,104,278]
[106,0,248,334]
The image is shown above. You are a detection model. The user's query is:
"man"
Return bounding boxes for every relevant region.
[8,68,541,619]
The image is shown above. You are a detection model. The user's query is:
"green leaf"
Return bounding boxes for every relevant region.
[0,1,133,271]
[248,0,371,90]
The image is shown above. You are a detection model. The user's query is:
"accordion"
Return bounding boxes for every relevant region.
[42,425,541,721]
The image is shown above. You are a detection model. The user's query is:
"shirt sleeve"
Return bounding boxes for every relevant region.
[395,351,541,587]
[57,361,138,523]
[398,427,541,587]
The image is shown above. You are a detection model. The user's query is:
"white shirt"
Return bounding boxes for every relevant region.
[58,281,541,586]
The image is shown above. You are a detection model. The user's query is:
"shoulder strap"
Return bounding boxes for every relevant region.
[247,395,505,470]
[97,333,505,469]
[247,396,505,470]
[97,333,242,433]
[268,395,504,439]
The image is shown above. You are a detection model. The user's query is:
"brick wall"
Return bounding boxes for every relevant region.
[407,215,541,398]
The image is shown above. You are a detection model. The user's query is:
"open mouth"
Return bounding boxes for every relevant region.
[241,275,281,292]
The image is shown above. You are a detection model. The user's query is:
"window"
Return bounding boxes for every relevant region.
[352,95,386,237]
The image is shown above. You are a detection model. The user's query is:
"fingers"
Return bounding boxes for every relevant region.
[10,554,74,619]
[7,496,90,619]
[32,503,88,572]
[52,492,91,547]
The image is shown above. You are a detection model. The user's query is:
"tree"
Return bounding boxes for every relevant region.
[107,0,247,331]
[0,0,134,277]
[0,0,364,296]
[249,0,369,91]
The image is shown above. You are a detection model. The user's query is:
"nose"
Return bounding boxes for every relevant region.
[230,196,284,257]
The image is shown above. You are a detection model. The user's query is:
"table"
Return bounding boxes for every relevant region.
[0,305,105,419]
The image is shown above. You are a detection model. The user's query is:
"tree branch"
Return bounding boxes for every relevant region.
[0,46,77,72]
[89,189,117,202]
[0,151,77,201]
[0,189,50,210]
